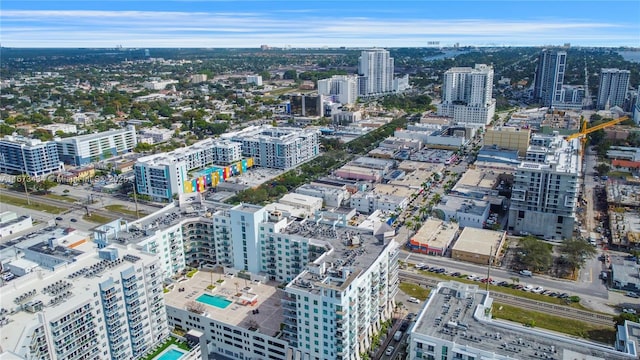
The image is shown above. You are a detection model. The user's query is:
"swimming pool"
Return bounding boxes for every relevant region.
[155,347,186,360]
[196,293,232,309]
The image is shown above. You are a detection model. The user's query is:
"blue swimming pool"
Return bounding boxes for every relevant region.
[196,293,232,309]
[156,348,186,360]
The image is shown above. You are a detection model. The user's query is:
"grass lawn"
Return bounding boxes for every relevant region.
[44,193,78,203]
[140,336,190,360]
[82,213,115,224]
[399,282,431,301]
[492,303,616,344]
[418,270,594,311]
[267,87,296,96]
[1,194,66,214]
[104,204,146,217]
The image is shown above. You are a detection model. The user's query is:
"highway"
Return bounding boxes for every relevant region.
[398,271,614,327]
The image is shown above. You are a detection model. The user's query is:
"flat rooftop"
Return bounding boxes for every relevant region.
[436,196,489,216]
[455,168,499,189]
[374,184,417,199]
[453,227,505,256]
[412,219,459,250]
[0,243,158,356]
[414,281,635,360]
[283,219,391,292]
[397,161,444,173]
[163,270,284,337]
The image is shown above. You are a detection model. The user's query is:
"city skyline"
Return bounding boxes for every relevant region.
[1,0,640,48]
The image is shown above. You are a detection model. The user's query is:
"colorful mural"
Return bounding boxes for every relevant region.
[183,158,254,193]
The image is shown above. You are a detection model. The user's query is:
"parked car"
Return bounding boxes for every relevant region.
[532,286,545,294]
[451,272,461,277]
[626,292,640,299]
[622,308,637,314]
[407,297,420,304]
[415,263,428,270]
[519,270,533,277]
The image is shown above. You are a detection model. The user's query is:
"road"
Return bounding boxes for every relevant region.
[0,187,140,223]
[398,271,614,327]
[400,251,609,300]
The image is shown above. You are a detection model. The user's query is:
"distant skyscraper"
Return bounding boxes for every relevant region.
[597,68,630,110]
[533,49,567,107]
[358,48,394,96]
[437,64,496,125]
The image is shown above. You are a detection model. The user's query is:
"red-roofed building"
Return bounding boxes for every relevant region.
[611,159,640,174]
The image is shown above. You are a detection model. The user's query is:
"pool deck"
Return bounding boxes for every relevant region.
[154,345,186,360]
[164,271,284,337]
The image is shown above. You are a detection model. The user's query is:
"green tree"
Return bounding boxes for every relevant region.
[35,179,57,194]
[517,236,553,272]
[595,163,610,176]
[559,238,598,276]
[283,70,298,80]
[134,142,153,153]
[31,129,54,141]
[613,313,640,326]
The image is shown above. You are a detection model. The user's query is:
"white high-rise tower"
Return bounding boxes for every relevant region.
[597,68,630,110]
[358,48,394,96]
[437,64,496,126]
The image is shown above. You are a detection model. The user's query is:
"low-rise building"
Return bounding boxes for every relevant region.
[611,258,640,292]
[0,211,32,239]
[278,193,323,213]
[296,183,348,208]
[408,281,639,360]
[451,227,506,265]
[433,196,490,228]
[350,192,408,214]
[408,218,458,256]
[39,123,78,135]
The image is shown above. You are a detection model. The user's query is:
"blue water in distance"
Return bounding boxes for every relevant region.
[157,349,186,360]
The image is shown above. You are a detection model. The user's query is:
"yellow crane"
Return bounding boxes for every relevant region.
[565,115,629,155]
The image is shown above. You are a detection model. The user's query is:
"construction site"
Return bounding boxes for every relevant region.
[605,180,640,250]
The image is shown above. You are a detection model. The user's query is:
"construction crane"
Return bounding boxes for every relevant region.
[565,115,629,156]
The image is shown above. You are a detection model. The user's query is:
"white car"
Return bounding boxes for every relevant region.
[408,297,420,304]
[415,263,427,270]
[532,286,545,294]
[385,346,395,356]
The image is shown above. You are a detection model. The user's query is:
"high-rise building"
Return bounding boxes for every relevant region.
[247,75,263,86]
[93,199,399,360]
[597,68,631,110]
[318,75,359,105]
[0,135,64,177]
[408,281,640,360]
[508,134,580,240]
[289,94,323,116]
[56,125,138,166]
[358,48,395,96]
[437,64,496,126]
[0,229,169,359]
[533,49,567,107]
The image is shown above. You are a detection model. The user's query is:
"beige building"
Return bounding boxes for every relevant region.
[408,218,459,256]
[451,227,506,265]
[484,126,531,155]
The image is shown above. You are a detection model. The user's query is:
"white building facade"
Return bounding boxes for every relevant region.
[437,64,496,126]
[508,134,580,240]
[318,75,359,105]
[358,48,395,96]
[597,68,631,110]
[55,125,138,166]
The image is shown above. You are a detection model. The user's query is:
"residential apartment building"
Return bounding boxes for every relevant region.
[139,127,173,144]
[408,281,639,360]
[350,192,408,214]
[56,125,138,166]
[533,49,567,107]
[0,135,64,176]
[358,48,395,96]
[247,75,263,86]
[92,198,400,360]
[597,68,631,110]
[0,236,168,360]
[318,75,359,105]
[437,64,496,126]
[222,125,320,169]
[508,134,580,240]
[134,139,243,201]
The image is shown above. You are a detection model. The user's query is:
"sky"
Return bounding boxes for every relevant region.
[1,0,639,48]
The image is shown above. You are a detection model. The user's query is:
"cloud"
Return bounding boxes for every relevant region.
[0,9,636,47]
